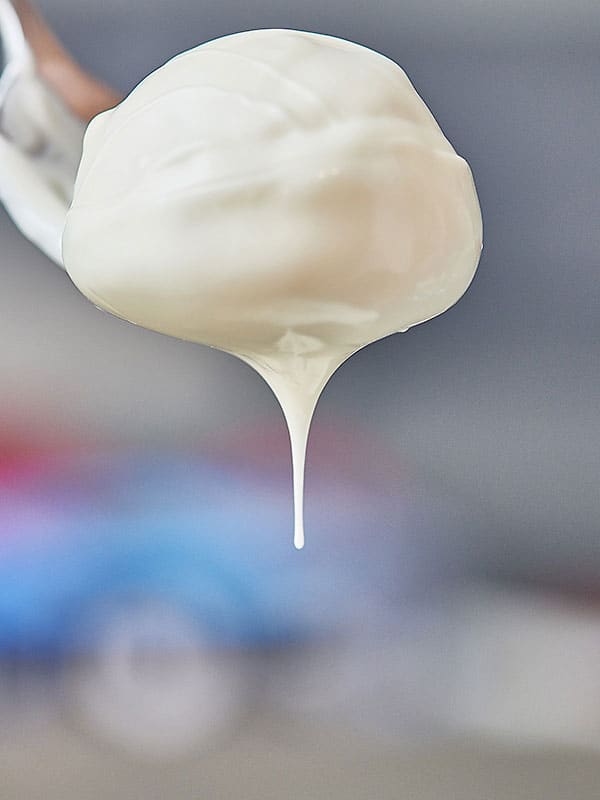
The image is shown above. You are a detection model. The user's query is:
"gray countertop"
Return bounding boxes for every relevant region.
[3,713,600,800]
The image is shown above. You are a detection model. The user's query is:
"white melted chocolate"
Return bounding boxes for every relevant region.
[62,29,482,548]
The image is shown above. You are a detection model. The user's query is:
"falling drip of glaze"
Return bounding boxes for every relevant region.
[279,385,314,550]
[243,343,348,549]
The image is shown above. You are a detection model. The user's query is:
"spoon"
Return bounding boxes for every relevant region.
[0,0,119,264]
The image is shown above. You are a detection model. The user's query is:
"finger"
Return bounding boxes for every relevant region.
[11,0,122,122]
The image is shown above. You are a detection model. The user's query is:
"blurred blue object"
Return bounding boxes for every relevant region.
[0,424,445,660]
[0,423,457,756]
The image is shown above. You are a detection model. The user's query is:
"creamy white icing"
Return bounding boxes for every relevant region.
[62,29,482,548]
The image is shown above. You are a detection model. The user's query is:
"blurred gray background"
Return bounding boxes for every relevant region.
[2,2,600,798]
[2,0,599,583]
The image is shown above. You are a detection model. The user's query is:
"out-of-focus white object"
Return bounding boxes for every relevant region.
[448,586,600,748]
[271,586,600,751]
[64,598,254,760]
[0,0,83,265]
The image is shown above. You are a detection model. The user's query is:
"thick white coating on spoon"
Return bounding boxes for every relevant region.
[63,29,483,548]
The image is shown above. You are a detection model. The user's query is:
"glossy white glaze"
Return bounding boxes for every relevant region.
[63,29,483,547]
